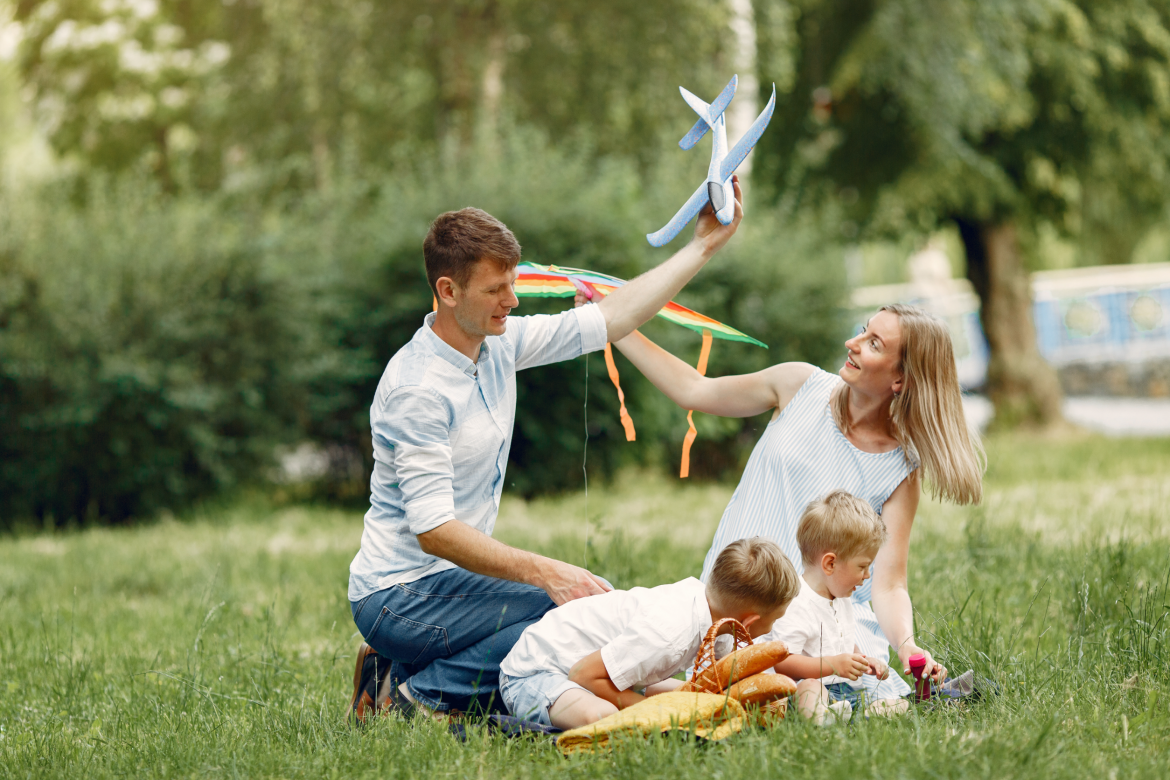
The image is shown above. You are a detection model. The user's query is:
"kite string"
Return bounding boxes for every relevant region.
[582,351,590,568]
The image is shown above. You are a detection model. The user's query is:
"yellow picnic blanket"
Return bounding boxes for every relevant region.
[555,691,745,755]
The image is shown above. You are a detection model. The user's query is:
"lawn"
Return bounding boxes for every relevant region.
[1,432,1168,778]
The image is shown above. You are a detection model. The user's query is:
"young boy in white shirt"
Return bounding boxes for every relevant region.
[498,537,801,730]
[767,491,910,723]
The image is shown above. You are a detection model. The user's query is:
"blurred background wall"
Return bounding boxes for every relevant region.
[3,0,1170,528]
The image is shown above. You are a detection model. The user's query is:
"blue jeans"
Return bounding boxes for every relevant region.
[351,567,555,713]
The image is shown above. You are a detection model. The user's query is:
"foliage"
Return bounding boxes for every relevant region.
[0,135,847,523]
[0,178,307,526]
[11,0,734,190]
[0,434,1168,776]
[14,0,1170,512]
[748,0,1170,425]
[753,0,1170,262]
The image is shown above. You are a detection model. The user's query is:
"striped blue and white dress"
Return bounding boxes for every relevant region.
[699,368,917,700]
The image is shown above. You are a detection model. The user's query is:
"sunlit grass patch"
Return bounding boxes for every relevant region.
[0,432,1167,778]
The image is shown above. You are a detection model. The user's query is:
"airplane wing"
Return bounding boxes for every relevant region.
[718,83,777,182]
[679,75,738,150]
[646,181,710,247]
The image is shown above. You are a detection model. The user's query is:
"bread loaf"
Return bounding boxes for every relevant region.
[725,671,798,705]
[683,640,789,693]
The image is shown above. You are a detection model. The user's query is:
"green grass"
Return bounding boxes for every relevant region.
[2,433,1169,778]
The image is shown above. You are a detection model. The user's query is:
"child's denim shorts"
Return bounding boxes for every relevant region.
[499,671,586,727]
[823,682,867,709]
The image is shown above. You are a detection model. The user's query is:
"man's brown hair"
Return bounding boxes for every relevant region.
[796,490,888,566]
[707,537,801,612]
[423,208,522,296]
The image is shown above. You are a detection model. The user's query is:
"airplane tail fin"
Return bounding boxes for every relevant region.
[678,75,738,150]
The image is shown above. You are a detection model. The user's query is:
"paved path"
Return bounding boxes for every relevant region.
[963,395,1170,437]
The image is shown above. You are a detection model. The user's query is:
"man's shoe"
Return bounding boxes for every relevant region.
[349,642,388,725]
[376,671,416,720]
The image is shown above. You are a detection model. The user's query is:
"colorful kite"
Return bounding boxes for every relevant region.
[514,261,767,477]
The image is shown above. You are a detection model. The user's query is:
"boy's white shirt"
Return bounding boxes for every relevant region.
[760,576,863,689]
[500,577,712,692]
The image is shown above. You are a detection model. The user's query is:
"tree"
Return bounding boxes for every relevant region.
[12,0,735,191]
[753,0,1170,426]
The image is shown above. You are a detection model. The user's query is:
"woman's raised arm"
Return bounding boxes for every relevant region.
[611,330,816,419]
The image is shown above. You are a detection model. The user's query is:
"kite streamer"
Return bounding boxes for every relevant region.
[513,261,766,477]
[604,343,636,441]
[679,328,713,478]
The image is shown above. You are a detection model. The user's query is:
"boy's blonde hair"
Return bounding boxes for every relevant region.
[797,491,888,566]
[707,537,800,611]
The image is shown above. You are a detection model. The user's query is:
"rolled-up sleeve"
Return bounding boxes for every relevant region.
[512,304,608,371]
[373,386,456,535]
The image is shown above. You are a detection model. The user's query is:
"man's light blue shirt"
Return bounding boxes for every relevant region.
[348,305,608,601]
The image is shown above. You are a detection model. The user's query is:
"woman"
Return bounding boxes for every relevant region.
[611,303,984,700]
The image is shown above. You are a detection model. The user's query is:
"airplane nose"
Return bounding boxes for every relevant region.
[708,180,726,213]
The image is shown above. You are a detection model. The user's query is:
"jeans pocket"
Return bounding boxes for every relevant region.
[369,606,449,666]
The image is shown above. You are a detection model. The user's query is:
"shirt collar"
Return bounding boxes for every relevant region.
[690,577,714,636]
[421,312,490,376]
[801,576,835,604]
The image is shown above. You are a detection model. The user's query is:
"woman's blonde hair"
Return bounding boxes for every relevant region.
[832,303,985,505]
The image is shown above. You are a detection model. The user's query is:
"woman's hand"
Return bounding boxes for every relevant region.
[691,175,744,257]
[898,644,946,684]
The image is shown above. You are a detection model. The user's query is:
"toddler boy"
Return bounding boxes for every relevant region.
[767,491,910,723]
[499,537,800,730]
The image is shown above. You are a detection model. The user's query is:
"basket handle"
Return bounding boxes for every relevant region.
[686,617,754,693]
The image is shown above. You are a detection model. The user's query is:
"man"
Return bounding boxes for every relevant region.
[349,178,745,723]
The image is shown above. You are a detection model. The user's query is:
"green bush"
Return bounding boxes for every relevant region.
[0,135,849,526]
[0,179,306,527]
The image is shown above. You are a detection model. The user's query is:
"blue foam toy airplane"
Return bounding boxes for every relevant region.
[647,75,777,247]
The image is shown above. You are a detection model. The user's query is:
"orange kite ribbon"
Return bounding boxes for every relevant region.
[578,283,635,442]
[679,328,713,478]
[604,343,636,441]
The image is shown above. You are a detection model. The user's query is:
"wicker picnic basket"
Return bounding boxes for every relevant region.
[680,617,795,721]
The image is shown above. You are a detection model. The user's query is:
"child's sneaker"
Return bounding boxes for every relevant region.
[815,699,852,726]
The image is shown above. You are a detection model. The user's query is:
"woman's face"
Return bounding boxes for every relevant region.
[839,310,904,399]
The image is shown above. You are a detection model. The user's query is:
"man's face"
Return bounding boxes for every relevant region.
[451,260,520,338]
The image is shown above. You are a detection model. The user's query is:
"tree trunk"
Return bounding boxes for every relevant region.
[727,0,758,173]
[955,217,1064,427]
[480,27,506,141]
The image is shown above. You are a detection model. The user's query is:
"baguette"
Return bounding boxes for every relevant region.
[725,671,798,705]
[683,640,789,693]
